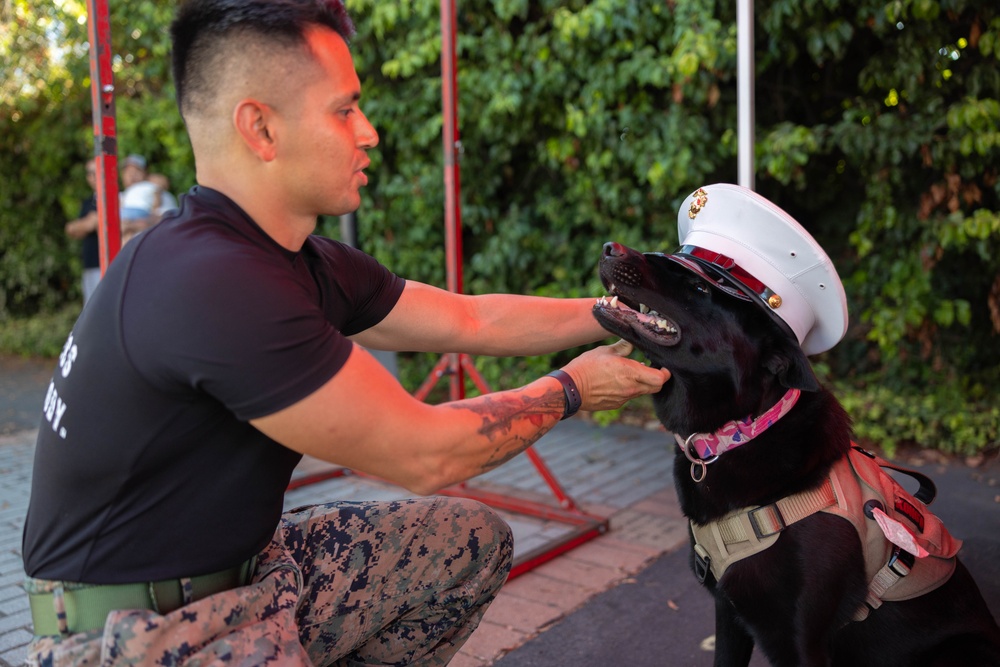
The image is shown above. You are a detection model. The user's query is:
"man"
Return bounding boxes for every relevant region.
[63,158,101,303]
[22,1,670,665]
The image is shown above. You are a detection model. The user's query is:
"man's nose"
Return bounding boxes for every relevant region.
[358,111,379,149]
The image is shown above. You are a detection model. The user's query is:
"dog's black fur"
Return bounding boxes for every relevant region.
[593,241,1000,666]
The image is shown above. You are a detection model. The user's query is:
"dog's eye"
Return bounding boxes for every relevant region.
[692,281,711,295]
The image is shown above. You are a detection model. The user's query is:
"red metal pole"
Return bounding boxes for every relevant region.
[440,0,462,297]
[86,0,121,274]
[440,0,465,402]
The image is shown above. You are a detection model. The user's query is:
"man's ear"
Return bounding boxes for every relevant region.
[233,99,277,162]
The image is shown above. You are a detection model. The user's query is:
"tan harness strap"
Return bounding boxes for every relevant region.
[751,479,839,537]
[852,549,914,621]
[690,478,838,582]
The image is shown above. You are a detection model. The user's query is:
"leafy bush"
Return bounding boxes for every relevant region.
[838,379,1000,457]
[0,306,80,358]
[0,1,192,318]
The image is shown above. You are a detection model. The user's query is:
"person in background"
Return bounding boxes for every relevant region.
[63,158,101,304]
[148,172,180,219]
[119,154,158,245]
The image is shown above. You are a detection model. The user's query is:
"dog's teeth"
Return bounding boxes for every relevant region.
[656,319,669,330]
[610,296,618,308]
[639,304,649,314]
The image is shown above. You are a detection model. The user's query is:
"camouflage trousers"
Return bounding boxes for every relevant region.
[26,496,513,666]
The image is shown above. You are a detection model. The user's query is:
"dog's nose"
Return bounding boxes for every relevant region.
[603,242,626,258]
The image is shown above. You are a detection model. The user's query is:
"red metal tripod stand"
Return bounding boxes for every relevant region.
[292,0,608,580]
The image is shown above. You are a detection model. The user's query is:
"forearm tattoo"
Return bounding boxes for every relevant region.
[450,386,567,473]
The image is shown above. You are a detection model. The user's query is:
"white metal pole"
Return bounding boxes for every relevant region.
[737,0,755,190]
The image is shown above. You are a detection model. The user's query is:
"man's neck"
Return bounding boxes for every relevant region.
[196,170,315,252]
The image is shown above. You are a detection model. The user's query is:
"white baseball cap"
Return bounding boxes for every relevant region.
[664,183,848,355]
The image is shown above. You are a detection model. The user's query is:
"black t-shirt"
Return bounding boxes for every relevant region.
[79,195,100,269]
[23,186,405,583]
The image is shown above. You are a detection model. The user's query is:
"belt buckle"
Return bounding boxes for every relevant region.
[53,583,70,635]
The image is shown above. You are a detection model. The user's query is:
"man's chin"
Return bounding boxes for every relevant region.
[326,199,361,220]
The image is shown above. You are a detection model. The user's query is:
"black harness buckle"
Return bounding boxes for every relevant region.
[693,544,712,583]
[888,547,915,578]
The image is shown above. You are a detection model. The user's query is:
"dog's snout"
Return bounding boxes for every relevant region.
[603,242,626,258]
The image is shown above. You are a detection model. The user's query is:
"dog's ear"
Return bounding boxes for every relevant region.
[763,341,821,392]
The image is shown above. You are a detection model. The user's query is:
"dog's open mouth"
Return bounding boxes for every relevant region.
[593,292,681,346]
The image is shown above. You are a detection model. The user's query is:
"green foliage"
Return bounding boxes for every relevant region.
[0,0,191,317]
[750,1,1000,456]
[344,0,739,390]
[838,379,1000,457]
[1,0,998,453]
[0,306,80,358]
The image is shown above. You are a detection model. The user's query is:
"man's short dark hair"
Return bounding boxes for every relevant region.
[170,0,355,118]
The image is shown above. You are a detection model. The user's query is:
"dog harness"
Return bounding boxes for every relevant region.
[688,447,962,621]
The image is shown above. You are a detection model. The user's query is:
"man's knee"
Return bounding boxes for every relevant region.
[475,499,514,578]
[434,496,514,584]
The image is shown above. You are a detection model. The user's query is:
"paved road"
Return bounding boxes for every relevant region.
[0,356,49,437]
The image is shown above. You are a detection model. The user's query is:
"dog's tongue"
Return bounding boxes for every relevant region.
[595,296,677,334]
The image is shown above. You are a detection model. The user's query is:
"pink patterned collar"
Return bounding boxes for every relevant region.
[675,388,802,463]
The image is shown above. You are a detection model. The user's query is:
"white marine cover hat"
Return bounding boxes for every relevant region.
[665,183,848,355]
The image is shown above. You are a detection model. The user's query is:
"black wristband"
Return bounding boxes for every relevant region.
[546,370,582,420]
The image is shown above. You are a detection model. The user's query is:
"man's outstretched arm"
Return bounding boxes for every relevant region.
[251,339,669,495]
[350,281,610,357]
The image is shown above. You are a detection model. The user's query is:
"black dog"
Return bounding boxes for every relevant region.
[593,241,1000,666]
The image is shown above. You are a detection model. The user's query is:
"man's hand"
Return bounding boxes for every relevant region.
[558,339,670,412]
